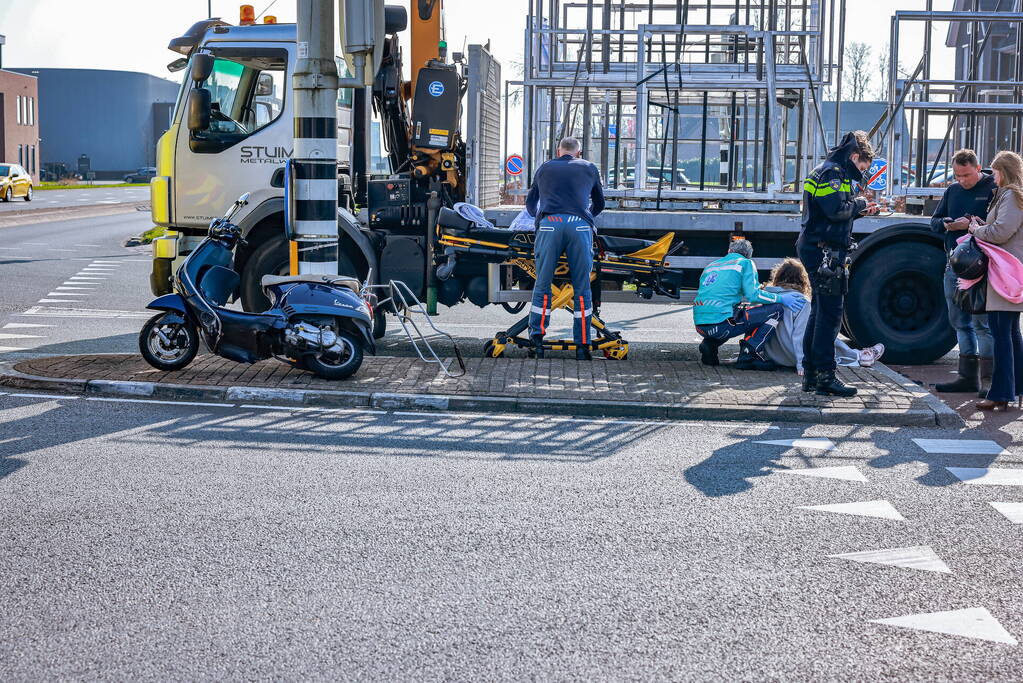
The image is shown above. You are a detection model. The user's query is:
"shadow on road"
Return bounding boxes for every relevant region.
[683,425,812,497]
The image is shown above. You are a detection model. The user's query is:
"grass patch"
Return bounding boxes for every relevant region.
[36,182,148,191]
[138,226,166,244]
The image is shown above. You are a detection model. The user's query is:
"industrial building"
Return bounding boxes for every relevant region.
[11,68,179,179]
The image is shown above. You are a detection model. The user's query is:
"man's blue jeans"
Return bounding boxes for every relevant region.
[529,214,594,346]
[944,265,993,357]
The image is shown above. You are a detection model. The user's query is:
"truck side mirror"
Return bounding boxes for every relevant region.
[191,53,214,83]
[187,88,211,132]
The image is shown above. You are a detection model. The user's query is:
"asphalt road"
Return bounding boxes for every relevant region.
[0,212,154,362]
[0,186,150,213]
[2,393,1023,678]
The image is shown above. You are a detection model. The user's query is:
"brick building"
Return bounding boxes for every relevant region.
[0,68,40,182]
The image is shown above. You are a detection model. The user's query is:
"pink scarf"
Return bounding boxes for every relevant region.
[957,234,1023,303]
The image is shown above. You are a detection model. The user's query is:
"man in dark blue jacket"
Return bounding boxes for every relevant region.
[525,137,606,359]
[929,149,996,395]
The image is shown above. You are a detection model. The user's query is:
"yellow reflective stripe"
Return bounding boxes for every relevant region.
[813,186,837,197]
[803,181,818,193]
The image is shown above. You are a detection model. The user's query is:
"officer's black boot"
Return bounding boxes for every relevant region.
[815,369,857,397]
[935,354,979,394]
[531,335,545,359]
[699,338,721,366]
[576,346,592,361]
[802,368,817,392]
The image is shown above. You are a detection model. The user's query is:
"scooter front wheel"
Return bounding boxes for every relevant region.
[303,329,364,380]
[139,312,199,371]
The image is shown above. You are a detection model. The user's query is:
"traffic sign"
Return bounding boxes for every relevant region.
[866,158,888,191]
[506,154,524,176]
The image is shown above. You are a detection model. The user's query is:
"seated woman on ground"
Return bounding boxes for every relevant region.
[762,258,885,374]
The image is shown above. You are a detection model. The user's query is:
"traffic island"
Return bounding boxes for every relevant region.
[0,353,960,428]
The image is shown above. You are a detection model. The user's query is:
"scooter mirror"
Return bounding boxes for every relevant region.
[224,193,250,221]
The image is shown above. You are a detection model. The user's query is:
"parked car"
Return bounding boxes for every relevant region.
[124,167,157,184]
[0,164,33,202]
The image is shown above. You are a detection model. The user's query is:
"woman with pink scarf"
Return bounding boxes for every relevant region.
[967,151,1023,411]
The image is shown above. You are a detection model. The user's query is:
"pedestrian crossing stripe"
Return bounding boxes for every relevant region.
[830,545,951,574]
[990,502,1023,523]
[798,499,905,521]
[947,467,1023,486]
[913,438,1006,455]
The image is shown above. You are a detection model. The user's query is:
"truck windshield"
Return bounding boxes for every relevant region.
[205,52,286,135]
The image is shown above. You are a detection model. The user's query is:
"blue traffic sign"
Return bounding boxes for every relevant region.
[506,154,524,176]
[866,158,888,191]
[428,80,445,97]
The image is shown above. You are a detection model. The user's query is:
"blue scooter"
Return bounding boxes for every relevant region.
[139,193,375,380]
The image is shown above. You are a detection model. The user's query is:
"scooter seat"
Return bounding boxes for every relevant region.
[261,274,361,292]
[598,235,654,255]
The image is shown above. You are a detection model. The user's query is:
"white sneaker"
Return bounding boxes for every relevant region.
[858,343,885,367]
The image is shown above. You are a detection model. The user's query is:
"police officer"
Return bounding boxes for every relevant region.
[525,136,606,360]
[798,130,880,397]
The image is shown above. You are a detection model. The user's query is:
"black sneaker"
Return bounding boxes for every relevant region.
[815,370,857,397]
[734,353,756,370]
[751,357,778,371]
[699,339,721,366]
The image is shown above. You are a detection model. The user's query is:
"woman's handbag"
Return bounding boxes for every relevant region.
[954,276,988,314]
[949,236,989,279]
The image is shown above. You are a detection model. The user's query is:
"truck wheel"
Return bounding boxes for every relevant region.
[845,242,954,365]
[240,235,358,313]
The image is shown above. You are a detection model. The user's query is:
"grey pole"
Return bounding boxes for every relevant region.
[293,0,340,275]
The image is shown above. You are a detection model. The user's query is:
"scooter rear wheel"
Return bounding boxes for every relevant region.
[303,329,364,380]
[139,313,199,371]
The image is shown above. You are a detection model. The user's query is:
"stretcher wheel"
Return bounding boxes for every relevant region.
[483,339,505,358]
[603,344,629,360]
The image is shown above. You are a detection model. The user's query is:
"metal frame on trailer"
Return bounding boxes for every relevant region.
[884,6,1023,201]
[515,0,843,211]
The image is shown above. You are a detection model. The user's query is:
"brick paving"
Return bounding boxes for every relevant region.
[11,353,928,412]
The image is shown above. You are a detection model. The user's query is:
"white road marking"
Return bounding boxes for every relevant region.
[0,346,28,352]
[947,467,1023,486]
[37,299,79,303]
[755,438,835,450]
[89,261,121,264]
[871,607,1017,646]
[74,244,101,247]
[69,276,106,280]
[18,306,151,319]
[47,292,88,297]
[778,465,867,482]
[990,502,1023,523]
[3,392,81,400]
[0,333,44,340]
[913,438,1006,455]
[56,286,94,290]
[47,249,76,252]
[798,499,906,521]
[0,247,22,250]
[23,242,46,246]
[830,545,952,574]
[2,323,52,329]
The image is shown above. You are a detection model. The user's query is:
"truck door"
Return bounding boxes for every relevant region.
[173,45,292,228]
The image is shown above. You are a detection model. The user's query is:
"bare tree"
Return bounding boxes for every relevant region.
[845,41,872,101]
[877,42,912,101]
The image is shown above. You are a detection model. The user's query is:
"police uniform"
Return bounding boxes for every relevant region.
[797,133,869,389]
[525,154,606,355]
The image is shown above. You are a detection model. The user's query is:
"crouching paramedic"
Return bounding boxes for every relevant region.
[525,136,606,360]
[694,239,805,369]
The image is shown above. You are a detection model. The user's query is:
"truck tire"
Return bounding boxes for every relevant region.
[240,235,360,313]
[845,241,954,365]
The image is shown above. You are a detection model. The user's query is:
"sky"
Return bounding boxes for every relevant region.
[0,0,959,153]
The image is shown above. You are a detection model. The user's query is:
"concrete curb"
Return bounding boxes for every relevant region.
[0,363,960,428]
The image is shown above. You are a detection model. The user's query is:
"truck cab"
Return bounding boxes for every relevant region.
[150,19,353,306]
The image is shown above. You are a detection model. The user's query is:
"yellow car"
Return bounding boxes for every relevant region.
[0,163,33,202]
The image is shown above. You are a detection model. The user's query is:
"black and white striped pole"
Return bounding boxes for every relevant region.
[291,0,339,275]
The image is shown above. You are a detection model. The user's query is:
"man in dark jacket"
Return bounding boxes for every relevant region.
[929,149,996,395]
[797,130,880,397]
[525,136,606,360]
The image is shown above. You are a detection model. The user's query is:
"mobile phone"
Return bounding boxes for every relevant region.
[942,217,954,223]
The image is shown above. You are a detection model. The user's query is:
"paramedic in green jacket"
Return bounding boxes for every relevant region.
[694,239,806,369]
